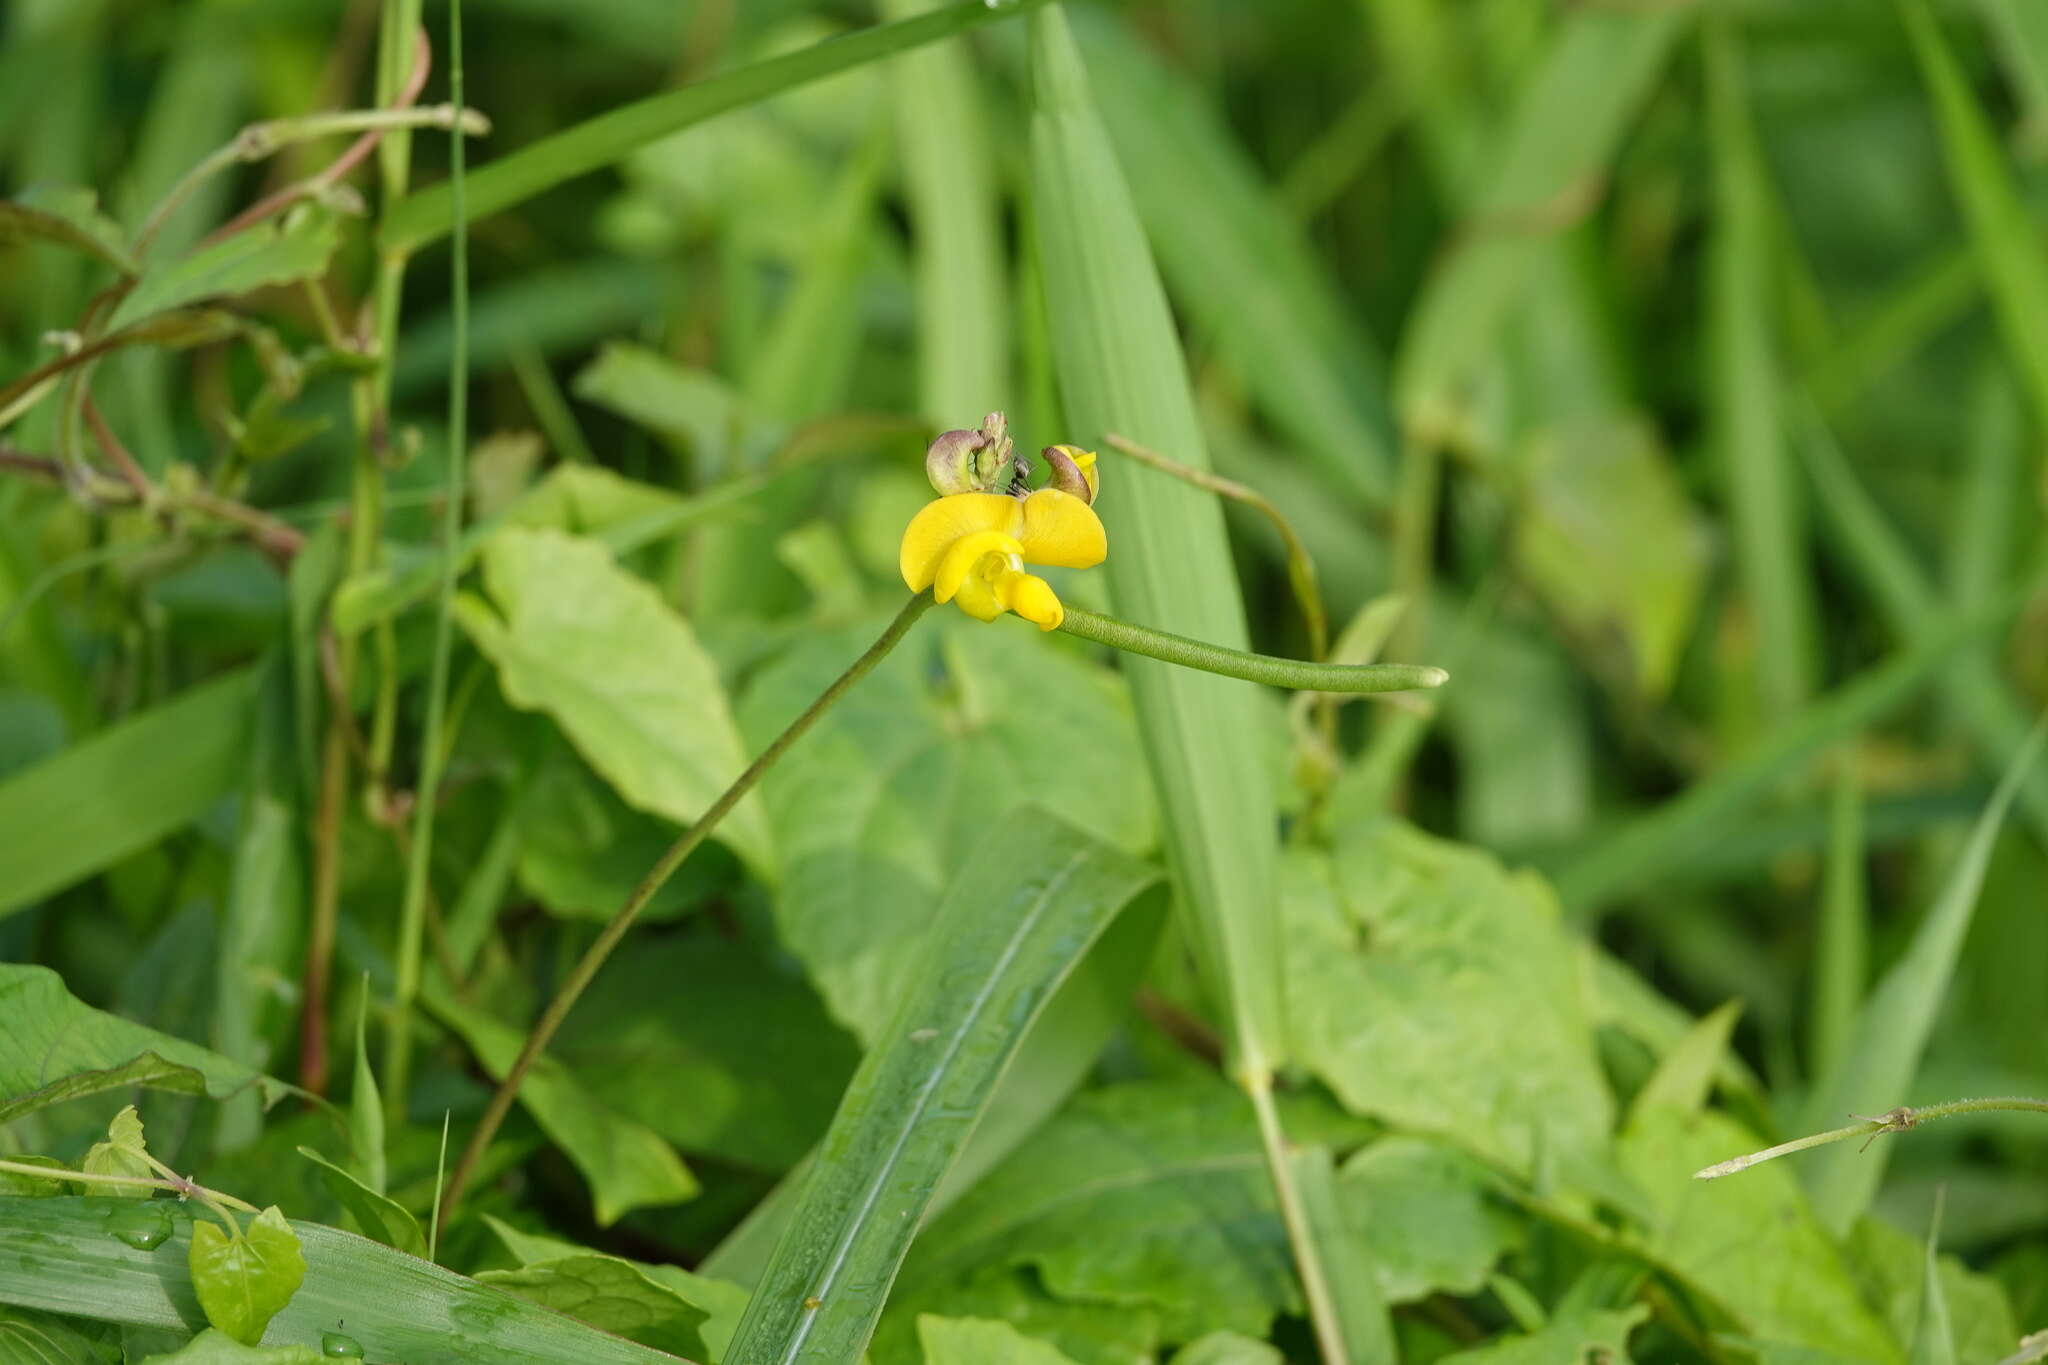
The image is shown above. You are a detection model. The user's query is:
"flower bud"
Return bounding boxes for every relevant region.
[1041,444,1099,504]
[925,428,993,495]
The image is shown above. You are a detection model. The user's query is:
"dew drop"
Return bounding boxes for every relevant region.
[105,1203,172,1251]
[320,1332,365,1358]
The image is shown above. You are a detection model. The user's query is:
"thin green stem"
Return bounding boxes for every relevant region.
[384,0,467,1120]
[439,591,938,1220]
[135,105,483,256]
[1058,608,1446,693]
[1248,1081,1351,1365]
[1694,1096,2048,1181]
[1104,433,1329,665]
[0,1159,259,1213]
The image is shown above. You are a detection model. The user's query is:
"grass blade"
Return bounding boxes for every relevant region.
[383,0,1050,253]
[1800,726,2047,1234]
[0,1197,685,1364]
[1393,3,1691,434]
[1707,21,1817,715]
[1900,0,2048,433]
[1809,759,1868,1082]
[883,0,1007,421]
[721,812,1157,1363]
[0,668,255,918]
[1552,580,2034,914]
[1075,11,1395,507]
[1797,403,2048,847]
[1029,3,1285,1083]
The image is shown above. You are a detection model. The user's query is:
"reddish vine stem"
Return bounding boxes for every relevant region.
[204,29,433,248]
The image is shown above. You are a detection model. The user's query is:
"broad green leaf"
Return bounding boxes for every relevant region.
[551,935,860,1173]
[423,991,699,1226]
[1339,1137,1521,1305]
[1030,5,1285,1080]
[187,1207,306,1347]
[485,1215,750,1362]
[1169,1333,1284,1365]
[1901,0,2048,437]
[479,1257,708,1360]
[108,211,341,330]
[0,669,255,918]
[294,1148,424,1260]
[883,0,1006,422]
[1077,11,1395,507]
[873,1266,1157,1365]
[1394,5,1691,433]
[737,613,1155,1043]
[1618,1107,1899,1361]
[1707,21,1818,716]
[0,1197,682,1363]
[1512,416,1708,699]
[1800,728,2043,1234]
[918,1316,1084,1365]
[328,464,744,634]
[1433,1304,1647,1365]
[1283,822,1613,1177]
[384,0,1053,251]
[1846,1218,2017,1365]
[82,1106,153,1195]
[137,1330,322,1363]
[0,186,135,272]
[723,816,1159,1364]
[456,526,772,875]
[0,965,286,1123]
[886,1081,1373,1348]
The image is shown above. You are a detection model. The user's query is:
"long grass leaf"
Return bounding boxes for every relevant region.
[1393,4,1691,434]
[1076,11,1395,507]
[0,1197,684,1364]
[1809,760,1868,1081]
[1900,0,2048,433]
[883,0,1007,421]
[1029,4,1285,1081]
[1801,726,2046,1234]
[383,0,1051,253]
[721,814,1156,1363]
[1553,583,2033,914]
[1797,404,2048,846]
[0,669,254,918]
[1707,21,1817,714]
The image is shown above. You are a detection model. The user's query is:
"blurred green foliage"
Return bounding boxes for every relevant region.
[0,0,2045,1361]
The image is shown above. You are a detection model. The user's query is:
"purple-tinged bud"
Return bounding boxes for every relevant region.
[1041,444,1100,504]
[925,428,993,495]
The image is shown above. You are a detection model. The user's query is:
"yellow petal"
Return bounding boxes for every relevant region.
[1015,489,1107,569]
[933,532,1024,604]
[1000,570,1065,631]
[898,494,1025,591]
[951,560,1009,621]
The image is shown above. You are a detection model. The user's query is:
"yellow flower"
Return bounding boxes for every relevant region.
[898,489,1107,631]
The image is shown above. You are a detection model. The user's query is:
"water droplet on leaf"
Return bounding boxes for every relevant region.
[321,1332,365,1358]
[105,1202,172,1250]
